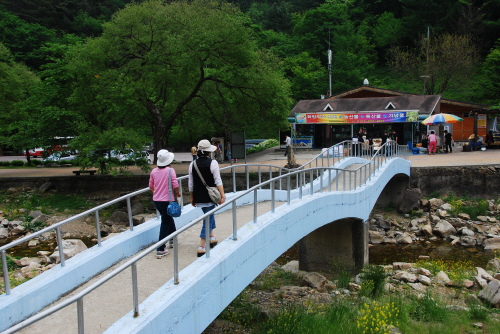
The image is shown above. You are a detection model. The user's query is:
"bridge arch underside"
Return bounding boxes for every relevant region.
[107,161,410,334]
[298,218,367,273]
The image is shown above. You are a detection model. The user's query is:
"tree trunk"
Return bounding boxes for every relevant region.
[25,149,32,166]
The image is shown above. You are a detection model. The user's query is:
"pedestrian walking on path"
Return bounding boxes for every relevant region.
[284,135,291,156]
[149,149,181,258]
[188,140,226,257]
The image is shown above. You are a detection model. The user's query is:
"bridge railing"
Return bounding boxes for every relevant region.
[0,141,409,334]
[1,141,408,295]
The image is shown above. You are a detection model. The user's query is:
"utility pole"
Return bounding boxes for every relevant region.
[328,28,332,97]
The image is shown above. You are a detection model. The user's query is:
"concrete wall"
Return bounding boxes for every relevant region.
[409,165,500,198]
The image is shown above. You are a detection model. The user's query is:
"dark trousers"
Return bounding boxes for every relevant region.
[445,142,452,153]
[154,201,176,251]
[284,146,289,156]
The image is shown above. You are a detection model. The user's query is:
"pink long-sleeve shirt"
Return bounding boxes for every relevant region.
[149,167,179,202]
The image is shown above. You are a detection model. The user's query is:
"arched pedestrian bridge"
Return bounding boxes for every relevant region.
[0,142,410,334]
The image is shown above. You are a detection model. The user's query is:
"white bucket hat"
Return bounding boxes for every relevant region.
[197,139,217,153]
[157,149,174,167]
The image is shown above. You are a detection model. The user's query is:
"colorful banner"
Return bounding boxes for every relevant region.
[295,111,419,124]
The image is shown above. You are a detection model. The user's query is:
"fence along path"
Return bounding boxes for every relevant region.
[4,142,404,334]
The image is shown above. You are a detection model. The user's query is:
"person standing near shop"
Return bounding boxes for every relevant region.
[428,131,437,155]
[191,144,198,161]
[284,135,291,156]
[149,149,181,259]
[189,139,226,257]
[444,130,453,153]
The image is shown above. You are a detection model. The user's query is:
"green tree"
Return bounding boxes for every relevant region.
[66,0,291,162]
[292,2,376,94]
[479,41,500,107]
[388,33,479,95]
[0,43,40,161]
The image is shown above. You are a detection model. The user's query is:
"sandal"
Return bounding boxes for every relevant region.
[210,236,218,248]
[197,246,206,257]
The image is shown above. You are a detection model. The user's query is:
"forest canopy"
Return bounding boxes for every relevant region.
[1,0,499,158]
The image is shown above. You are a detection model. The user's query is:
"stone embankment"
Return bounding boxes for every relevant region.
[369,188,500,250]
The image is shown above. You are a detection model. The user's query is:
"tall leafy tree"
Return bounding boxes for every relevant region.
[0,43,40,161]
[66,0,291,161]
[388,33,479,95]
[479,40,500,107]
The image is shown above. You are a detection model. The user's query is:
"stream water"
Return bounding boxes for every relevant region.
[276,240,496,268]
[2,236,496,269]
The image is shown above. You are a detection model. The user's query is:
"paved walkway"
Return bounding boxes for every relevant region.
[1,147,499,178]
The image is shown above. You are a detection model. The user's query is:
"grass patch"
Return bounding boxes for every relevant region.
[253,267,301,290]
[415,259,475,282]
[1,192,93,220]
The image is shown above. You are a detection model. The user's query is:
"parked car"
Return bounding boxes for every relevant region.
[23,148,44,157]
[42,153,77,163]
[245,139,267,149]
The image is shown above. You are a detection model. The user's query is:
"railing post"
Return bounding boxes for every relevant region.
[309,169,313,195]
[95,211,102,247]
[287,174,291,205]
[258,165,261,184]
[77,298,84,334]
[127,197,134,231]
[232,201,238,240]
[56,226,65,267]
[173,236,179,284]
[232,167,237,193]
[253,189,258,224]
[246,165,249,190]
[178,179,184,207]
[328,169,332,192]
[132,263,139,317]
[2,250,11,295]
[271,181,275,213]
[320,169,324,193]
[299,171,303,199]
[204,218,210,258]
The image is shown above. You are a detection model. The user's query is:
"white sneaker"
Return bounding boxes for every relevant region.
[156,249,169,259]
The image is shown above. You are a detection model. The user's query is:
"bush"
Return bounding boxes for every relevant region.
[10,160,24,166]
[31,159,42,166]
[0,161,11,166]
[360,264,388,298]
[246,139,279,154]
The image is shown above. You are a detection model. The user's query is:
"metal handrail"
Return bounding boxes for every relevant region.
[1,140,408,297]
[0,141,410,334]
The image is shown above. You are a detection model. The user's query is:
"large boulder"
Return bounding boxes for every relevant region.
[0,227,8,239]
[433,220,457,238]
[49,239,88,264]
[478,279,500,307]
[484,237,500,250]
[429,198,445,211]
[398,188,422,214]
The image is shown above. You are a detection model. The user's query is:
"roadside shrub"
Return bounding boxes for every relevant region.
[10,160,24,166]
[31,159,42,166]
[120,159,135,166]
[246,139,279,154]
[0,161,11,166]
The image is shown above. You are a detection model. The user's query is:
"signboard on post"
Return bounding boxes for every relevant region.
[231,131,246,161]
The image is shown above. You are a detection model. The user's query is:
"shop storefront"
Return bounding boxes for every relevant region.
[290,94,440,149]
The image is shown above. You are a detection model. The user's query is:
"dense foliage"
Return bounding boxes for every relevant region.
[1,0,500,160]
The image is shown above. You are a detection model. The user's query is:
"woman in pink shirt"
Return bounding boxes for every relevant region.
[149,149,181,258]
[428,131,437,155]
